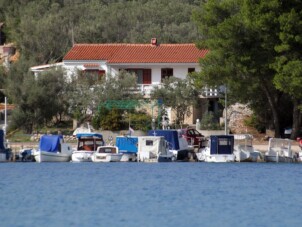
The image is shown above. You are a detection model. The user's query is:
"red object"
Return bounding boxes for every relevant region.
[297,138,302,149]
[181,128,204,147]
[63,43,209,63]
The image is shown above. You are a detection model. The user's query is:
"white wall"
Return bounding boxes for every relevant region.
[109,63,201,84]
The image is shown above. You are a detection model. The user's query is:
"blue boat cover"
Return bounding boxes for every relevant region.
[0,129,5,150]
[39,135,63,152]
[76,133,103,139]
[147,130,180,150]
[210,135,234,155]
[116,136,138,153]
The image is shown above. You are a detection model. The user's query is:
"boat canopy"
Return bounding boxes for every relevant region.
[210,135,234,155]
[39,135,63,152]
[147,130,180,150]
[138,136,167,156]
[76,133,103,139]
[116,136,138,153]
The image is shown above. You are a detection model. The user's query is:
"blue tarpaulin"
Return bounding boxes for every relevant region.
[39,135,63,152]
[147,130,180,150]
[210,135,234,155]
[116,136,138,153]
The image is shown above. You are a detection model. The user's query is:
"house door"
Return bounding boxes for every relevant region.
[142,69,151,84]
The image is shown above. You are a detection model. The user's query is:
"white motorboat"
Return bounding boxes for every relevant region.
[32,134,73,162]
[196,135,235,162]
[91,145,122,162]
[137,136,174,162]
[72,133,104,162]
[264,138,293,163]
[233,134,261,162]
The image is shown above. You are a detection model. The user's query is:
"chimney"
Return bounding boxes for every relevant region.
[151,38,157,46]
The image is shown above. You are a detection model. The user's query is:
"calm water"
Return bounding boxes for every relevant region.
[0,162,301,227]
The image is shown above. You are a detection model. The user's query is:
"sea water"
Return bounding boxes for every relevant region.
[0,162,301,227]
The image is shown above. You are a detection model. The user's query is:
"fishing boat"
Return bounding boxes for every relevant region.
[116,136,138,162]
[32,134,73,162]
[91,145,122,162]
[264,138,293,163]
[147,130,194,161]
[196,135,235,162]
[71,133,104,162]
[233,134,261,162]
[137,136,174,162]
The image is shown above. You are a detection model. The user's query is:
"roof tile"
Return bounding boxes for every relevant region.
[63,43,208,63]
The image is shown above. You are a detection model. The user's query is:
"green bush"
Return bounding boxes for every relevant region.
[200,112,223,130]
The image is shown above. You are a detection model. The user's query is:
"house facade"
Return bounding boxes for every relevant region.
[62,38,208,96]
[32,39,223,126]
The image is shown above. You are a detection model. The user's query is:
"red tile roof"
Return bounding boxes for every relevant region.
[63,43,208,63]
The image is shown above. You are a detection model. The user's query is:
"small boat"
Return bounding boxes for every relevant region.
[116,136,138,162]
[147,130,194,161]
[18,148,35,162]
[196,135,235,162]
[137,136,174,162]
[264,138,293,163]
[91,145,122,162]
[233,134,261,162]
[32,134,73,162]
[71,133,104,162]
[0,129,12,162]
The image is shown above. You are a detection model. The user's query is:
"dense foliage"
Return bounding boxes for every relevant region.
[192,0,302,138]
[1,0,302,137]
[1,0,200,65]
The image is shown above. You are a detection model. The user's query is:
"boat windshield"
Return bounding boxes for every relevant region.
[78,138,104,151]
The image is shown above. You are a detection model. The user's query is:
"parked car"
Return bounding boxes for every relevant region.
[181,128,205,147]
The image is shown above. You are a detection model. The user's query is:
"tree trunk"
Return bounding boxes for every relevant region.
[261,83,281,138]
[290,99,302,140]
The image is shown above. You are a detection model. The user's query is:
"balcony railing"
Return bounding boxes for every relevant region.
[132,84,224,98]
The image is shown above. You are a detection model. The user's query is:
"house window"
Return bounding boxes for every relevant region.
[161,68,173,81]
[188,68,195,73]
[125,69,151,84]
[82,70,105,80]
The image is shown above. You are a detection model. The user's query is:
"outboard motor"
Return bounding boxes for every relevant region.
[20,149,35,162]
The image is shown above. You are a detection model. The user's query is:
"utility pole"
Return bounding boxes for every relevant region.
[224,85,228,135]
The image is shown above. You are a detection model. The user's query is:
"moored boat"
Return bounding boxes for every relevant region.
[233,134,261,162]
[147,130,194,161]
[0,129,12,162]
[137,136,174,162]
[32,134,73,162]
[91,145,122,162]
[196,135,235,162]
[116,136,138,162]
[71,133,104,162]
[264,138,293,163]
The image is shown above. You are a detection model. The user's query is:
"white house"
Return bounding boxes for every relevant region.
[31,38,223,125]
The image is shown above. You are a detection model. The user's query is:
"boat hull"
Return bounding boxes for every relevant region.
[71,151,93,162]
[0,153,7,162]
[234,151,260,162]
[33,151,71,163]
[205,154,235,163]
[91,153,122,162]
[264,155,293,163]
[120,153,137,162]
